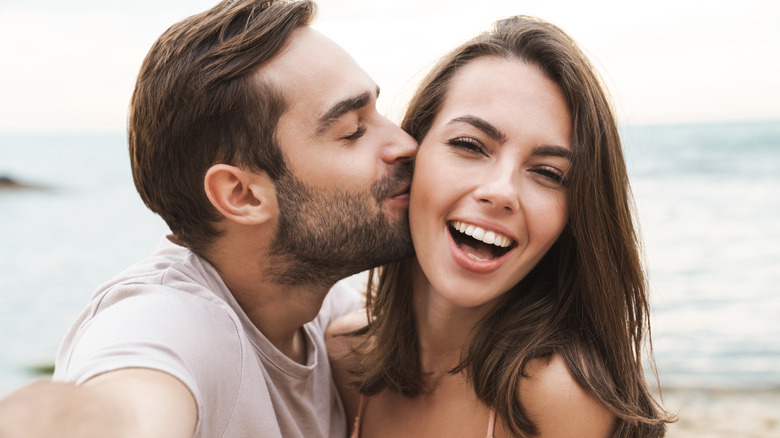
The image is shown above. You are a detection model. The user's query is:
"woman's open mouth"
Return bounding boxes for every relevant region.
[448,220,516,262]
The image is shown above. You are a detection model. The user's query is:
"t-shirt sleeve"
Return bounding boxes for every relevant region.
[56,288,243,436]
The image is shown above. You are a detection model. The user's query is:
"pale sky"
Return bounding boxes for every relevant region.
[1,0,778,133]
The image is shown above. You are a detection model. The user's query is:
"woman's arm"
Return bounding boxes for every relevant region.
[517,354,614,438]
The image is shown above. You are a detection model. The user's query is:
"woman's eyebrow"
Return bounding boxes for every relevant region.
[532,144,572,160]
[447,115,507,144]
[447,115,571,158]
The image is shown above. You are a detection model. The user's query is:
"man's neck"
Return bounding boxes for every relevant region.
[202,233,333,364]
[231,277,331,363]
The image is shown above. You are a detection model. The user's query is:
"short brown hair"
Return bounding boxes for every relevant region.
[355,15,672,437]
[129,0,315,253]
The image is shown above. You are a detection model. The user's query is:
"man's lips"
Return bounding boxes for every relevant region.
[373,163,412,203]
[389,183,411,199]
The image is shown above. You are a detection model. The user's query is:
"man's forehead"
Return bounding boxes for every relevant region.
[257,27,378,121]
[260,27,369,86]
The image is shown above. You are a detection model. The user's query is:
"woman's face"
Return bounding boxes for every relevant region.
[409,57,572,309]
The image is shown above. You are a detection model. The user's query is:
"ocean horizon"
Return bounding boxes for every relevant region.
[1,118,779,396]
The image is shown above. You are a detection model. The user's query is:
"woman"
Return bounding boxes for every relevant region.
[328,15,671,437]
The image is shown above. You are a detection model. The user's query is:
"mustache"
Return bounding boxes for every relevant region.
[372,162,413,202]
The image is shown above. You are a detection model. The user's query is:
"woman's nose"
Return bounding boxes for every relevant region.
[472,166,520,212]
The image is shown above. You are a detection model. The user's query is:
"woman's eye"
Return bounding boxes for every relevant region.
[447,137,486,155]
[344,125,366,141]
[533,166,566,185]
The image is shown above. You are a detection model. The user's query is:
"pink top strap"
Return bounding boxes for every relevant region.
[486,409,496,438]
[350,395,368,438]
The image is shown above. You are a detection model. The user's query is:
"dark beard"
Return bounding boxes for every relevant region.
[266,164,413,286]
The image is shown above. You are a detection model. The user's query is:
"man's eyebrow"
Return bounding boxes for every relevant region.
[447,115,508,144]
[315,86,380,135]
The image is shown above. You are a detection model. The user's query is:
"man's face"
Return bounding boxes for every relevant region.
[261,27,417,286]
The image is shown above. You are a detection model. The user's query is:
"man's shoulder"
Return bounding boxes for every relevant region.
[91,238,229,311]
[55,251,247,417]
[61,273,242,365]
[109,238,205,284]
[57,238,244,378]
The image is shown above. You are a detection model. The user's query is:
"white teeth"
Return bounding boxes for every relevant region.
[467,253,489,262]
[450,221,514,248]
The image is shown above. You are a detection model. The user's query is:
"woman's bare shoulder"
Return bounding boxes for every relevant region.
[517,354,615,437]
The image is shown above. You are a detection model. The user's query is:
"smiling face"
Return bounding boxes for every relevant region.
[409,56,572,309]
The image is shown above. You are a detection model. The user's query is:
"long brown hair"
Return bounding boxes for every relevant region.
[129,0,315,253]
[353,16,671,437]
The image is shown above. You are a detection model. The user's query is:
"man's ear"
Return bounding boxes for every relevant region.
[204,164,276,225]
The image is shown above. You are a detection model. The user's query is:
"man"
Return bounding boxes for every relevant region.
[0,0,415,436]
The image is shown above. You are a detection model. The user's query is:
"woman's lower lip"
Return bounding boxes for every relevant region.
[447,228,510,274]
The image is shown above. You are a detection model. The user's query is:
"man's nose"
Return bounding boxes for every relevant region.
[380,122,417,164]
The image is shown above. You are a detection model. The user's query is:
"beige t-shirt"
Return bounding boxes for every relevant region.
[54,236,362,437]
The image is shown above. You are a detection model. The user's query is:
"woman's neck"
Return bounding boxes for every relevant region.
[410,262,495,378]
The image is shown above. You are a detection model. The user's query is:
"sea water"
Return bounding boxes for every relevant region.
[1,120,779,396]
[624,120,780,390]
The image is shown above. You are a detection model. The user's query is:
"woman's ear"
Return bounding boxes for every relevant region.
[204,164,277,225]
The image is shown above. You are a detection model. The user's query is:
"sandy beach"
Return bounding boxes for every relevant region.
[661,388,780,438]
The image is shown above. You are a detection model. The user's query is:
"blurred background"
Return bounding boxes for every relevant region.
[1,1,778,436]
